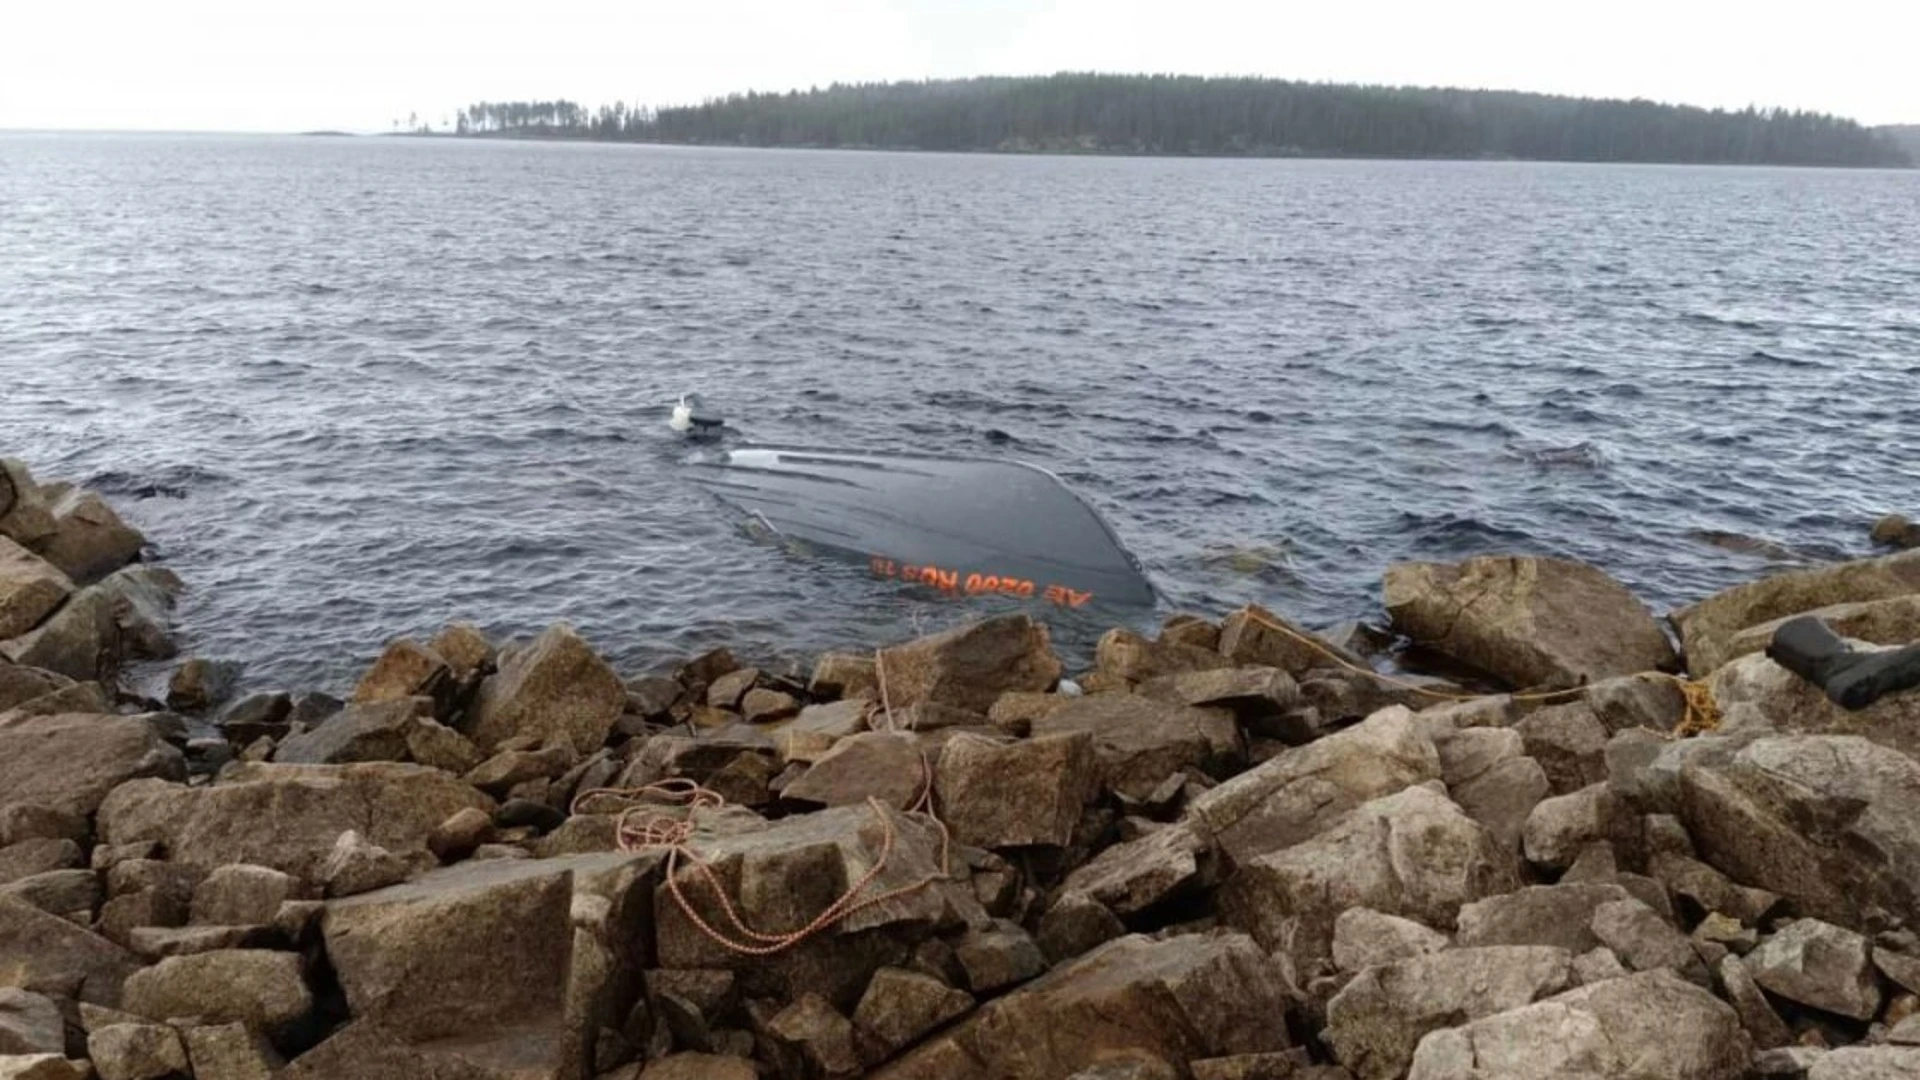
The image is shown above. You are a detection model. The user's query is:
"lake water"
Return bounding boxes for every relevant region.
[4,134,1917,693]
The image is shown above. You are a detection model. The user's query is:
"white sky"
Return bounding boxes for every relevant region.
[2,0,1914,132]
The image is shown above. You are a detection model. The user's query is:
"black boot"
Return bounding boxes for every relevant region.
[1765,615,1920,711]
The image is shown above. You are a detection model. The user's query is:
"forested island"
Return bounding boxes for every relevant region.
[442,74,1912,167]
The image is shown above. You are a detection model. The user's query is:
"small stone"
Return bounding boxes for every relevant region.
[1695,912,1760,955]
[427,807,495,862]
[1217,603,1353,675]
[87,1020,189,1080]
[1871,514,1919,549]
[0,1056,92,1080]
[1331,908,1449,974]
[0,807,86,848]
[1454,882,1637,955]
[1515,702,1611,794]
[953,919,1047,994]
[98,890,190,950]
[1745,918,1882,1021]
[1324,945,1573,1080]
[935,731,1096,849]
[0,869,100,922]
[776,700,869,763]
[1649,852,1779,927]
[318,831,410,898]
[34,488,146,583]
[1572,946,1630,985]
[677,647,738,688]
[0,840,82,887]
[1876,950,1920,996]
[706,669,759,710]
[876,614,1063,715]
[190,865,302,927]
[351,639,449,706]
[286,691,343,729]
[1718,954,1792,1050]
[1590,898,1707,984]
[493,798,564,833]
[1057,821,1211,918]
[405,718,483,775]
[1155,614,1220,652]
[0,991,63,1056]
[468,623,625,755]
[180,1022,283,1080]
[764,994,860,1078]
[0,460,57,547]
[462,744,575,796]
[215,692,292,740]
[1037,893,1127,965]
[428,623,494,679]
[1643,814,1695,858]
[741,687,799,724]
[1094,627,1231,686]
[851,967,972,1066]
[164,658,240,713]
[1750,1046,1828,1078]
[1561,843,1618,883]
[808,653,877,701]
[987,691,1064,736]
[122,949,312,1033]
[780,731,925,810]
[1523,783,1626,871]
[625,675,681,721]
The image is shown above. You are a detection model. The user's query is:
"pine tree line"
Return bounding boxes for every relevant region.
[447,74,1912,167]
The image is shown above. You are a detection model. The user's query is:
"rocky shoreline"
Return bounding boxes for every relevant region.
[4,454,1920,1080]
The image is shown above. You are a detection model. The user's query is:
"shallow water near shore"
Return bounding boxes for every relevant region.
[4,134,1918,692]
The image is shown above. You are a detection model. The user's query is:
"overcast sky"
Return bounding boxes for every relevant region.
[3,0,1914,132]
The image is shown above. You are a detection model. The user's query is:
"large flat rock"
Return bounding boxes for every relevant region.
[1406,970,1749,1080]
[871,932,1292,1080]
[1385,555,1676,689]
[0,713,184,819]
[98,762,492,883]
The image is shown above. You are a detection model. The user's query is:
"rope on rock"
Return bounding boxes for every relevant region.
[570,653,952,957]
[1238,607,1719,735]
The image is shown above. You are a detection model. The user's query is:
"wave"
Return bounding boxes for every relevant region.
[1393,511,1538,552]
[84,464,232,499]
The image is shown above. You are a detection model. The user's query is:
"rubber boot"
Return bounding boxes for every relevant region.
[1765,615,1920,711]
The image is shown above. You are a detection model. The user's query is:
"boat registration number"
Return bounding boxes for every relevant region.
[868,556,1093,608]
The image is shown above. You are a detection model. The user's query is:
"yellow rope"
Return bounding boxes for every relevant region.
[1237,606,1718,735]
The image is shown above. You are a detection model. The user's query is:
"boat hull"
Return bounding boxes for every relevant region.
[686,445,1158,611]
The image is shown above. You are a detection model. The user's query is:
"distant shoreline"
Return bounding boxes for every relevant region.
[426,75,1915,169]
[421,128,1919,170]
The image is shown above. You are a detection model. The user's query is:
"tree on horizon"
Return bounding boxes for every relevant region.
[436,75,1912,168]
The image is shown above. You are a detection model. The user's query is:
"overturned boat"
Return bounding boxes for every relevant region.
[673,400,1157,611]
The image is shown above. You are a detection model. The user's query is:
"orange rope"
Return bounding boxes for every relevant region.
[570,735,951,956]
[1238,605,1717,734]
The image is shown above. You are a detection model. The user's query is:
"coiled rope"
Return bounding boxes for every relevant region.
[569,649,951,957]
